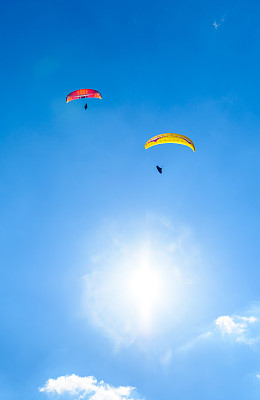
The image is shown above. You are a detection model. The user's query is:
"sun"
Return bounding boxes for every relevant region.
[82,220,201,346]
[127,260,164,334]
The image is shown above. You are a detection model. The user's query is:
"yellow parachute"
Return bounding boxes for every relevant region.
[145,133,195,152]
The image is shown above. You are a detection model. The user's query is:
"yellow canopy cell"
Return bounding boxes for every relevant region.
[145,133,195,152]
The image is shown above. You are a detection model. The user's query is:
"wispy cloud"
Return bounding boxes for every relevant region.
[160,348,173,366]
[179,305,260,352]
[212,304,260,346]
[39,374,141,400]
[213,16,225,29]
[215,314,258,345]
[177,331,213,353]
[215,315,257,344]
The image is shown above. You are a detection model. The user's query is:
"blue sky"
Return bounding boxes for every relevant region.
[1,0,260,399]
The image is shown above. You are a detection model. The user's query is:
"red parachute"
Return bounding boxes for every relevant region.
[66,89,102,103]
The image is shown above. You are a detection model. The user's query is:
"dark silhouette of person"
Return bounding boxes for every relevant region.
[84,103,88,110]
[156,166,162,174]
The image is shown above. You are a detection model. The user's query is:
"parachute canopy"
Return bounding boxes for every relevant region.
[145,133,195,152]
[66,89,102,103]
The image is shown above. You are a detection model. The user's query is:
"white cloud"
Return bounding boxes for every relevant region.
[39,374,140,400]
[160,348,172,366]
[215,314,258,345]
[179,306,260,351]
[39,375,97,395]
[216,316,246,335]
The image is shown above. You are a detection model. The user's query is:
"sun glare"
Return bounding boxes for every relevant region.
[83,221,201,346]
[127,263,164,333]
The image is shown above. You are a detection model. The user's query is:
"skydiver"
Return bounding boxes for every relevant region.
[156,166,162,174]
[84,103,88,110]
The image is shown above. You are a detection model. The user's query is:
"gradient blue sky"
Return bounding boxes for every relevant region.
[1,0,260,399]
